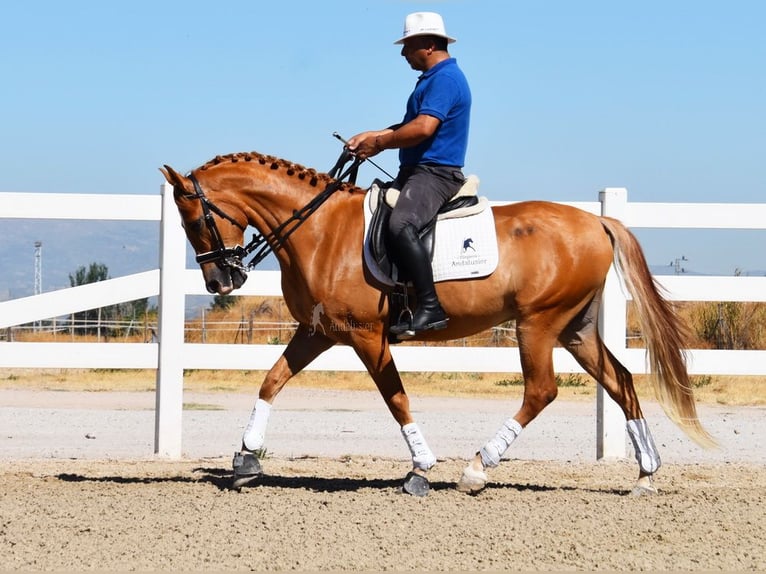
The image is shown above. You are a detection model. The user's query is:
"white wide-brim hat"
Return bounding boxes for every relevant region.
[393,12,456,45]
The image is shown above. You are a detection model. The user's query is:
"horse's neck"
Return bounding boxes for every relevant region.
[243,172,365,264]
[242,170,354,222]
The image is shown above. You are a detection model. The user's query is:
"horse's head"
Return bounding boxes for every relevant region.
[160,165,249,295]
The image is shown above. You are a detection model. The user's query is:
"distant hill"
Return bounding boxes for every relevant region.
[0,219,161,299]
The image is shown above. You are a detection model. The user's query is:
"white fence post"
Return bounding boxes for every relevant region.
[154,182,186,458]
[597,188,628,459]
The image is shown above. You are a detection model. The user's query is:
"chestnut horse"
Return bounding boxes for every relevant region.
[161,151,713,496]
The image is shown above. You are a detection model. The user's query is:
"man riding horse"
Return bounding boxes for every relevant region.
[347,12,471,340]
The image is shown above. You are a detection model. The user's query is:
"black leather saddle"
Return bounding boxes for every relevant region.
[366,179,480,285]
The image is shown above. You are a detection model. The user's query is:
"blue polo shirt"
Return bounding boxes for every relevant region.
[399,58,471,168]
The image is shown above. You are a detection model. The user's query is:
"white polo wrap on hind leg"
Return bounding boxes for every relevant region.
[242,399,272,452]
[480,418,523,468]
[401,422,437,471]
[626,418,662,474]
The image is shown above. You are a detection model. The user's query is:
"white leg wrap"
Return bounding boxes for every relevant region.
[480,418,523,468]
[242,399,272,452]
[401,422,437,471]
[626,418,662,474]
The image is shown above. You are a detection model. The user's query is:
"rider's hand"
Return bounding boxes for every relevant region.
[346,131,382,159]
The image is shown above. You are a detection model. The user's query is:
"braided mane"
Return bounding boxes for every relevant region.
[198,151,362,194]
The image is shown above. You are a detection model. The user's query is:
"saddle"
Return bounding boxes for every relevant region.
[366,175,484,284]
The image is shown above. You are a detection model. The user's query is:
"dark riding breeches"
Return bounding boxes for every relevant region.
[387,165,465,236]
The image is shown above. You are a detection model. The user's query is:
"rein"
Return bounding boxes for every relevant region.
[188,151,363,271]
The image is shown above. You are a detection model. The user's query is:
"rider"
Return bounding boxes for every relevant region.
[347,11,472,339]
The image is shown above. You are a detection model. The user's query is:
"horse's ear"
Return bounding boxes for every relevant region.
[159,165,191,196]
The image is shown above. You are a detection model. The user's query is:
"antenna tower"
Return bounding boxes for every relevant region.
[34,241,42,331]
[34,241,43,295]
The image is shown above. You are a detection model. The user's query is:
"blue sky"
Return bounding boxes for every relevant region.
[1,0,764,279]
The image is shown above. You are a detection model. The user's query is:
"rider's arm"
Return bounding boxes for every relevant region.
[348,115,440,158]
[376,115,439,151]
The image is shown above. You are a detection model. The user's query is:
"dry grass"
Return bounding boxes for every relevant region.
[5,298,764,406]
[1,367,764,406]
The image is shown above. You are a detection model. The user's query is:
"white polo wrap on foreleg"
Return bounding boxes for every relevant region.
[242,399,272,452]
[626,418,662,474]
[401,422,437,471]
[480,417,523,468]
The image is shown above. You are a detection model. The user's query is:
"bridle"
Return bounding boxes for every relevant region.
[183,150,363,274]
[186,174,250,273]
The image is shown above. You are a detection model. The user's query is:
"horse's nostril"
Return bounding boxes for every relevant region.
[206,280,220,294]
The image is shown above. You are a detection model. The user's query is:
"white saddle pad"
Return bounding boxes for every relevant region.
[363,189,499,287]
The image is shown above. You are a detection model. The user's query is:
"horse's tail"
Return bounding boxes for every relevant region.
[600,216,716,448]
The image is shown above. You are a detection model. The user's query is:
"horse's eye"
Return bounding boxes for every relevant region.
[183,218,204,233]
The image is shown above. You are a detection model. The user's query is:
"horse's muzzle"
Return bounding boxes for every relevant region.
[202,262,248,295]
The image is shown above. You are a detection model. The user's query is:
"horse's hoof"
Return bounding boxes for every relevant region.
[456,464,487,494]
[631,484,658,496]
[232,451,263,489]
[630,475,658,496]
[402,471,430,497]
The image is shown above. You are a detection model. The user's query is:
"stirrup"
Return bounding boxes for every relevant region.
[390,308,414,337]
[390,311,449,340]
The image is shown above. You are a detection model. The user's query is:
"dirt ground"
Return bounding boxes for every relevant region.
[2,385,766,571]
[2,456,765,571]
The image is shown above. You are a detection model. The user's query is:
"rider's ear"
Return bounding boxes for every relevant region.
[160,165,192,197]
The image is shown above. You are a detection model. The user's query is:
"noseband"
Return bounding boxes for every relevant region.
[184,152,363,273]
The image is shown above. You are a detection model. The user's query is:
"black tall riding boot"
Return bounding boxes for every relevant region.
[389,224,448,339]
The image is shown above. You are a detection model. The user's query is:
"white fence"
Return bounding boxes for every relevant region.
[1,185,765,460]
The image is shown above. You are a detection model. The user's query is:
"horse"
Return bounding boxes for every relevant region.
[160,150,714,496]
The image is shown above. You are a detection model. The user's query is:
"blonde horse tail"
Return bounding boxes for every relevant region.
[600,217,716,448]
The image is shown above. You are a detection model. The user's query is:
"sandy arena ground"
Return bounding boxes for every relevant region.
[1,387,765,571]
